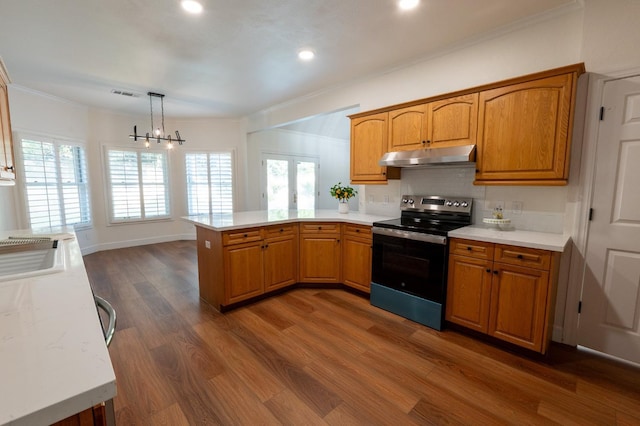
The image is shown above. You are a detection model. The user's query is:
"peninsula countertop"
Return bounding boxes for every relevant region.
[182,209,396,231]
[0,229,116,425]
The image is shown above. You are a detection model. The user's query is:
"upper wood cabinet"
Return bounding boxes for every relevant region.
[475,72,577,185]
[428,93,478,149]
[387,93,478,152]
[0,59,15,181]
[350,112,400,184]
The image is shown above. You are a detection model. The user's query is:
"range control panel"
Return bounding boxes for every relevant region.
[400,195,473,214]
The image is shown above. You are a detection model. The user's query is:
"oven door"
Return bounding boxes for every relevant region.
[371,228,447,303]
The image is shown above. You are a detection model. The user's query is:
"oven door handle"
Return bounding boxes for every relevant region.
[372,226,447,245]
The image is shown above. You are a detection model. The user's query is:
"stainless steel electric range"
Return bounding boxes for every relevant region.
[370,195,473,330]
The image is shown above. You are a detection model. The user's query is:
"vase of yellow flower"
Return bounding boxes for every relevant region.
[330,182,357,214]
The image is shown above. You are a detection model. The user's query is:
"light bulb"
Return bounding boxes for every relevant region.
[168,141,174,149]
[181,0,203,14]
[298,50,315,61]
[145,140,150,148]
[398,0,419,10]
[154,128,161,137]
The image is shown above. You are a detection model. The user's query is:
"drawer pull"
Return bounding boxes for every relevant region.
[243,234,248,238]
[279,228,284,232]
[467,246,472,251]
[503,250,539,262]
[493,270,499,275]
[318,226,322,230]
[356,229,360,233]
[517,254,524,259]
[486,268,491,273]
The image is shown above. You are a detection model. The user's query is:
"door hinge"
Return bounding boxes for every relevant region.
[589,208,594,221]
[599,106,605,121]
[578,300,582,314]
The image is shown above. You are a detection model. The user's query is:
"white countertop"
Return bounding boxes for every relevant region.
[449,226,570,252]
[182,209,396,231]
[0,229,116,425]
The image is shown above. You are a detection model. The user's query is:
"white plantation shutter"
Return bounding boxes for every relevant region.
[106,148,170,222]
[185,152,233,215]
[20,138,91,229]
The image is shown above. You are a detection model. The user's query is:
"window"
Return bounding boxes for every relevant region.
[105,148,170,222]
[185,152,233,215]
[19,136,91,229]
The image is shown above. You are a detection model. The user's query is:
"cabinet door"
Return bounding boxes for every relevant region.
[264,236,298,292]
[299,235,341,283]
[427,93,478,148]
[488,263,550,352]
[445,254,492,333]
[342,236,372,293]
[388,105,427,152]
[0,72,15,181]
[350,112,399,184]
[475,73,574,184]
[223,242,264,304]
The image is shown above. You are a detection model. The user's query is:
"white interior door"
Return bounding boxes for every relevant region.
[578,75,640,364]
[262,154,318,210]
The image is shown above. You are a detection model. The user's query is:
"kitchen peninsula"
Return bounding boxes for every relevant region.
[183,210,393,311]
[0,229,116,425]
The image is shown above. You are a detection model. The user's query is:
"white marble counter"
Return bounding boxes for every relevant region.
[0,228,116,425]
[449,226,570,252]
[182,209,396,231]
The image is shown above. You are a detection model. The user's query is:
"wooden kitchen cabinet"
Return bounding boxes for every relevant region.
[0,59,15,181]
[196,224,299,310]
[263,224,298,292]
[342,223,372,293]
[475,69,580,185]
[387,93,478,152]
[350,112,400,184]
[299,223,341,283]
[446,238,560,353]
[223,240,264,304]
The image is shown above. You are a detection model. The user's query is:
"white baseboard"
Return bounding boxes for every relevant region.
[79,233,196,256]
[552,324,564,343]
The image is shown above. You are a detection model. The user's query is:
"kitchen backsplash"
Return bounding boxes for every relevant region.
[359,166,567,234]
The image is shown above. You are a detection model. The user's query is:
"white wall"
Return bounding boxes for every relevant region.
[4,87,245,252]
[246,129,352,210]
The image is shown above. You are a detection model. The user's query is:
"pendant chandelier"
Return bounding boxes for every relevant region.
[130,92,185,148]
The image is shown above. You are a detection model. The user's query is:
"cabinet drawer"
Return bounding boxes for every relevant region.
[494,244,551,270]
[300,223,340,234]
[343,224,372,239]
[264,224,298,239]
[450,238,494,260]
[222,228,262,246]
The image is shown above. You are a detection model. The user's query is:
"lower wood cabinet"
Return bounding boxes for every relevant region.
[342,224,373,293]
[196,221,374,310]
[196,224,298,310]
[299,223,341,283]
[51,404,106,426]
[446,238,560,353]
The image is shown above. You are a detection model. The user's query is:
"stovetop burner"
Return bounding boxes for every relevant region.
[373,195,473,235]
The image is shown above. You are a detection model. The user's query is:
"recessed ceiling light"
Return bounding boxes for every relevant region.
[181,0,203,14]
[298,50,315,61]
[398,0,420,11]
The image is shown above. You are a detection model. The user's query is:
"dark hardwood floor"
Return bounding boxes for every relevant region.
[83,241,640,425]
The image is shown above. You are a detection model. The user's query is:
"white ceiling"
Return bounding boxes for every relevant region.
[0,0,577,119]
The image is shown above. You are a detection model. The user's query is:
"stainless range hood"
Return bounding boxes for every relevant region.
[379,144,476,167]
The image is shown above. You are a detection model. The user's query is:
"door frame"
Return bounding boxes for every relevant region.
[562,66,640,347]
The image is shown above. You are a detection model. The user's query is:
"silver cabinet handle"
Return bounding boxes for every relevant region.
[94,295,117,347]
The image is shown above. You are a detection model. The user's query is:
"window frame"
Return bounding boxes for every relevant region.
[103,145,172,225]
[15,132,92,231]
[184,149,235,216]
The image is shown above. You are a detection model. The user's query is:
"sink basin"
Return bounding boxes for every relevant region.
[0,241,65,282]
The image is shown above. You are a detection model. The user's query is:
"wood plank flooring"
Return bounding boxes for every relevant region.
[83,241,640,425]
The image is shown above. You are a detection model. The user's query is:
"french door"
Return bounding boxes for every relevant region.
[261,154,318,210]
